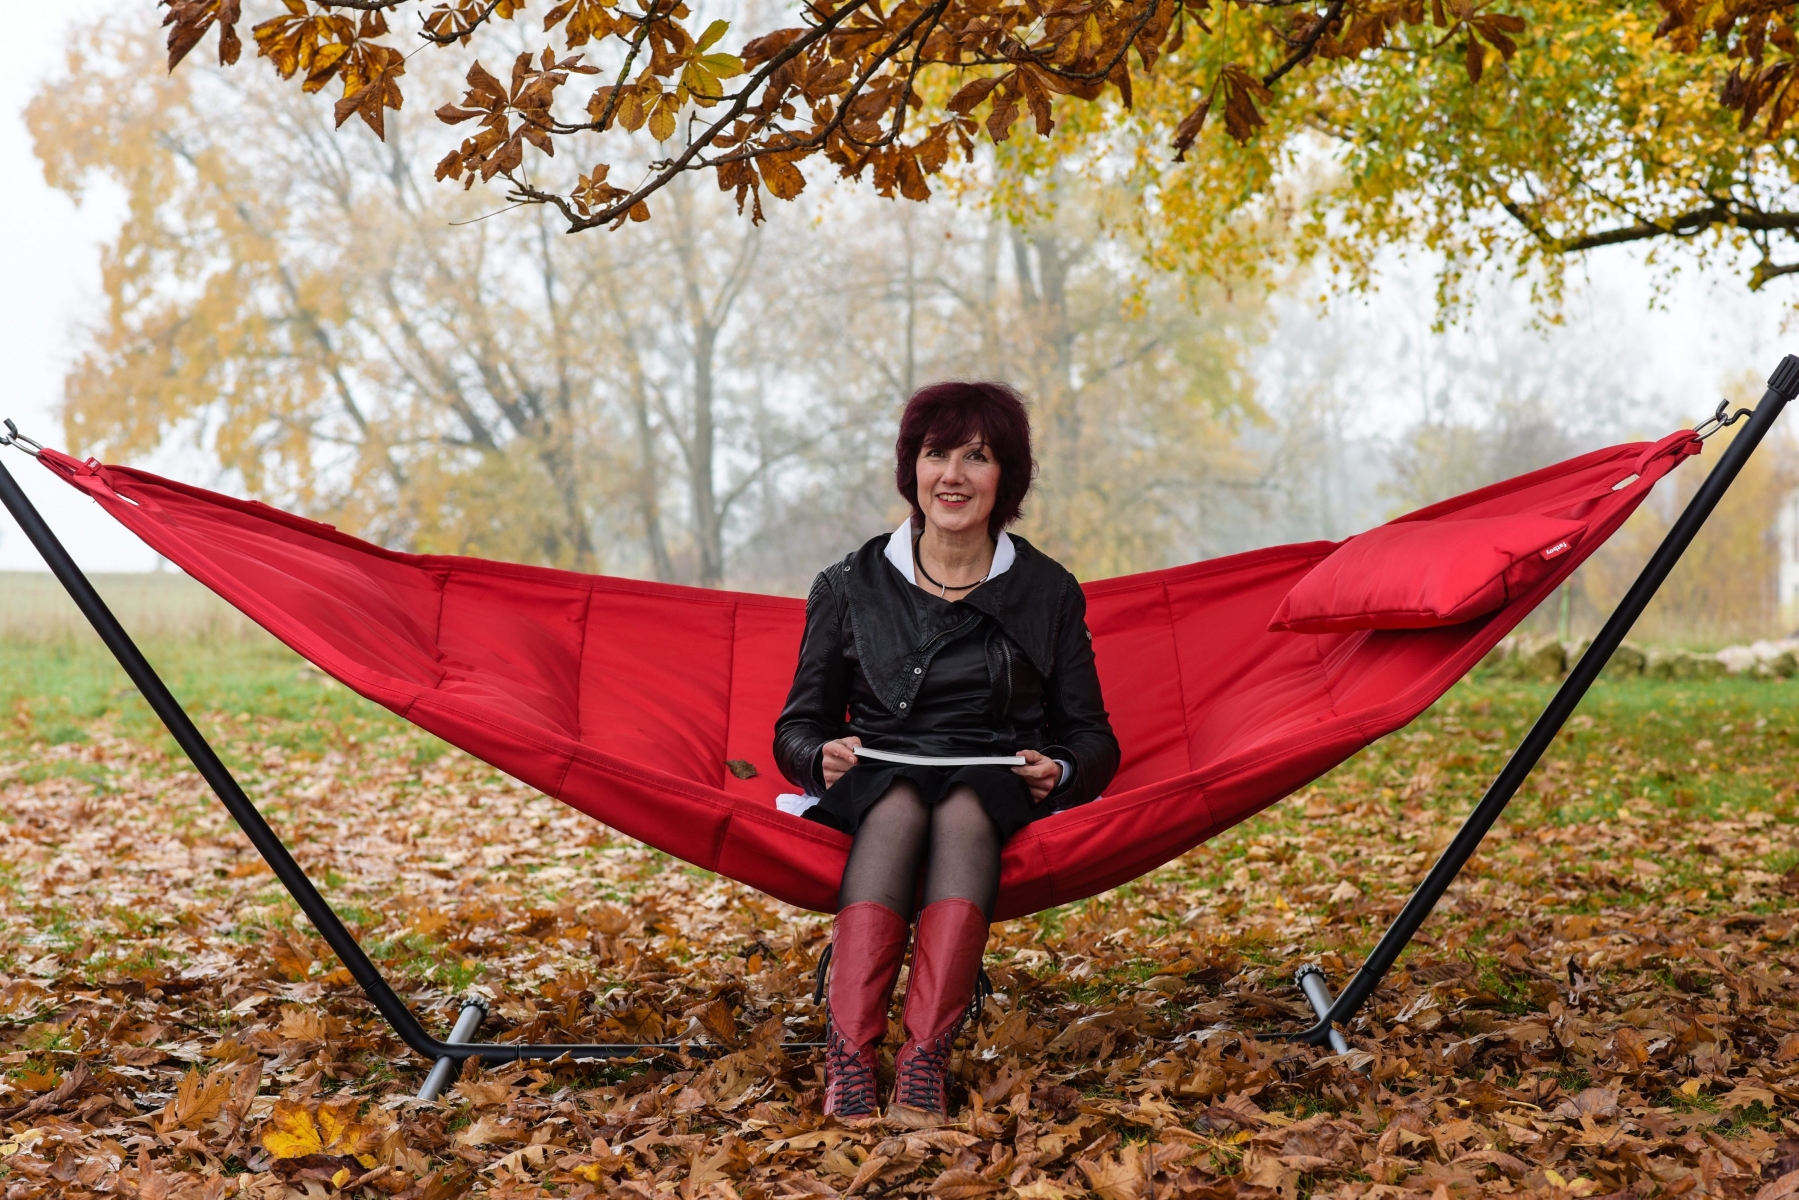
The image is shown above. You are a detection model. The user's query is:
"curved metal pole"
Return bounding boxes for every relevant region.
[0,452,818,1065]
[1285,354,1799,1047]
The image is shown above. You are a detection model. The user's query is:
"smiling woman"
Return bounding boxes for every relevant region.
[772,381,1118,1121]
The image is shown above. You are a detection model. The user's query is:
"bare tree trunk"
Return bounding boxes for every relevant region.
[902,210,917,398]
[667,181,760,587]
[690,318,723,586]
[632,373,676,581]
[533,215,598,571]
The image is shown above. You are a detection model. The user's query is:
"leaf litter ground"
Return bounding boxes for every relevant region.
[3,638,1799,1198]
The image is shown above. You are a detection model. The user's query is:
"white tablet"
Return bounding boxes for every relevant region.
[853,746,1026,767]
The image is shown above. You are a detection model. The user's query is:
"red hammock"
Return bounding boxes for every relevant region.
[36,433,1698,921]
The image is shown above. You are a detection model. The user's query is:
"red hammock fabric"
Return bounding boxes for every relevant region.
[39,433,1699,921]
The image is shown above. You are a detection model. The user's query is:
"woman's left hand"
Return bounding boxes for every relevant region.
[1013,749,1060,804]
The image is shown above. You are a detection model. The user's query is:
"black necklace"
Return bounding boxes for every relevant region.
[913,536,990,598]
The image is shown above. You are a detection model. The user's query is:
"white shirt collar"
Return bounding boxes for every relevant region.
[884,522,1014,587]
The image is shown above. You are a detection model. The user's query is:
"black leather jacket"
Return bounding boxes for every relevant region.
[773,531,1120,807]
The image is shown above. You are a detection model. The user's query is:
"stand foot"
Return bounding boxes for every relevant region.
[418,998,490,1101]
[1294,966,1352,1055]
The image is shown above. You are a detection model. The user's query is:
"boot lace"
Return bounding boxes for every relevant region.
[824,1018,879,1117]
[893,1029,955,1113]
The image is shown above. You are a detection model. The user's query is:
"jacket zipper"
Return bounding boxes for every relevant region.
[900,614,985,718]
[917,613,980,659]
[999,637,1014,717]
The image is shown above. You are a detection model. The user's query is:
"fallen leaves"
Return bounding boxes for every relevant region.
[0,657,1797,1197]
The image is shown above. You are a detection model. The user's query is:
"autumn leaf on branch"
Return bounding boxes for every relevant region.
[153,0,1799,298]
[1217,64,1272,142]
[161,0,242,70]
[332,44,406,137]
[160,0,1540,234]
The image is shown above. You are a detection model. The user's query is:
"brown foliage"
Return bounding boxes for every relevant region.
[152,0,1547,233]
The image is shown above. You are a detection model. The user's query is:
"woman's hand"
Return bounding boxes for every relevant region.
[1013,749,1060,804]
[820,737,862,788]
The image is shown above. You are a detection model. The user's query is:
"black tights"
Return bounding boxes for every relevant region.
[837,783,1001,919]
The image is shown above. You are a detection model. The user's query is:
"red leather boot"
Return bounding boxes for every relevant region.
[891,898,989,1120]
[822,901,910,1117]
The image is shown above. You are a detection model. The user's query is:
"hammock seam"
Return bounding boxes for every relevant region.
[567,586,597,779]
[721,599,741,794]
[1158,578,1198,777]
[431,569,449,664]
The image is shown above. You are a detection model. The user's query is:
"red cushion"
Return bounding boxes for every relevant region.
[1269,514,1587,634]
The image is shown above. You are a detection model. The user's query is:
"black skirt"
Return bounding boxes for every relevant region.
[804,761,1045,843]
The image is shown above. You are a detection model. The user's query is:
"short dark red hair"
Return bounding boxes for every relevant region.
[895,381,1036,536]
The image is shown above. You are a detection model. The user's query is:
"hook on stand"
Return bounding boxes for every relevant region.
[0,420,43,458]
[1694,400,1752,441]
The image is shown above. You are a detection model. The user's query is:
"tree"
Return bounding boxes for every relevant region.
[30,14,819,580]
[149,0,1799,300]
[39,12,1276,586]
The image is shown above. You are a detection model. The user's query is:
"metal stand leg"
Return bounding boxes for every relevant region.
[418,999,489,1101]
[0,445,822,1072]
[1276,355,1799,1050]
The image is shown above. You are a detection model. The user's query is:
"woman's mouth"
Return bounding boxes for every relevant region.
[936,492,971,506]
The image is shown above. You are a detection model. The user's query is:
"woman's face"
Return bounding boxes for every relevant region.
[915,437,1000,538]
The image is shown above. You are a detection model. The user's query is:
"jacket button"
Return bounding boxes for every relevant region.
[913,666,922,674]
[899,702,908,708]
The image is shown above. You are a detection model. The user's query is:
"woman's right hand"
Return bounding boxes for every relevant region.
[819,737,862,788]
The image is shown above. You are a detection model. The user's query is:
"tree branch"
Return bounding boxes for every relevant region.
[1265,0,1346,89]
[1490,194,1799,252]
[507,0,881,230]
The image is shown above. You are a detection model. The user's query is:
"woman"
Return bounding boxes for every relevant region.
[774,381,1119,1120]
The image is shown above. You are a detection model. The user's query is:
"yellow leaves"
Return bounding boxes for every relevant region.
[757,151,807,200]
[260,1096,382,1167]
[0,1129,44,1160]
[545,0,622,48]
[331,45,406,139]
[250,7,356,87]
[249,5,404,137]
[681,20,746,104]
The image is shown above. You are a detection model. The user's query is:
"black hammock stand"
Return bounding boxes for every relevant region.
[1,354,1794,1098]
